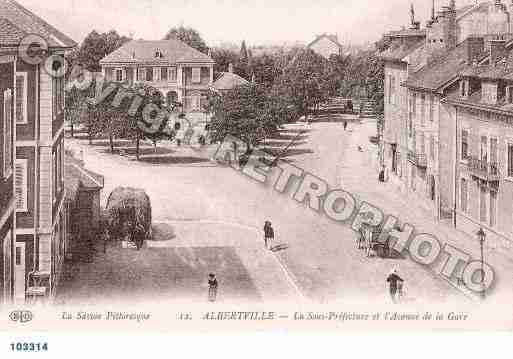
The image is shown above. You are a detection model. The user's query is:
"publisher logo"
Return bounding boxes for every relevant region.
[9,310,33,323]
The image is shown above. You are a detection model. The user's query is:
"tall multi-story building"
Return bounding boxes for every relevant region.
[380,0,513,219]
[0,28,16,305]
[100,39,215,115]
[0,0,76,302]
[445,38,513,243]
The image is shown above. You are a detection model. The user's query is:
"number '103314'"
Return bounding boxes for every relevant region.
[10,342,48,352]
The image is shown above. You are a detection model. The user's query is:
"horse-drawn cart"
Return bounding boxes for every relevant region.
[357,221,393,258]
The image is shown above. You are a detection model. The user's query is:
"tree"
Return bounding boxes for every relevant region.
[163,25,209,54]
[70,30,131,72]
[207,84,288,154]
[210,48,239,77]
[274,49,335,120]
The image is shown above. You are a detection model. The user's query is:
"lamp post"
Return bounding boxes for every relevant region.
[476,227,486,300]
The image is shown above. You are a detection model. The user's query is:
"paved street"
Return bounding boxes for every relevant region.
[59,117,467,305]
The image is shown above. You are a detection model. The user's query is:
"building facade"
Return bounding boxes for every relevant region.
[380,0,513,224]
[445,38,513,243]
[0,51,16,305]
[100,39,215,114]
[0,0,76,302]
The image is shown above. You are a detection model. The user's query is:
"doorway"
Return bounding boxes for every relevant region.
[14,242,25,302]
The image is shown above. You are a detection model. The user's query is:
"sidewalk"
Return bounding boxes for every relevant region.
[340,119,513,302]
[56,221,300,305]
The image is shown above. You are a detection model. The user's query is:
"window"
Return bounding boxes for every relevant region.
[430,135,435,160]
[508,143,513,177]
[15,72,27,124]
[169,67,177,82]
[15,159,28,212]
[155,49,162,58]
[146,67,153,82]
[429,95,434,122]
[460,178,468,213]
[161,67,168,81]
[460,79,469,97]
[480,186,487,223]
[3,89,13,178]
[420,94,426,126]
[411,166,416,191]
[56,144,62,192]
[192,67,201,84]
[52,75,64,117]
[137,68,145,82]
[412,93,416,118]
[461,130,469,161]
[490,190,497,228]
[480,135,488,163]
[490,138,498,165]
[507,86,513,104]
[115,69,123,82]
[52,151,56,202]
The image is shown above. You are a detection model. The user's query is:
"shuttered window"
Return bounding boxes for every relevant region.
[15,72,27,124]
[192,68,201,83]
[460,178,468,213]
[161,67,168,81]
[169,67,177,82]
[15,159,28,212]
[3,89,13,178]
[508,144,513,178]
[461,130,469,160]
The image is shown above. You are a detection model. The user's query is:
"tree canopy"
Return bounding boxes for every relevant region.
[68,30,131,72]
[163,25,209,54]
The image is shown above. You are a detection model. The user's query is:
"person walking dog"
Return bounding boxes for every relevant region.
[386,268,404,303]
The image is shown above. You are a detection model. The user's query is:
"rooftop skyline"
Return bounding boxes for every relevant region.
[17,0,478,47]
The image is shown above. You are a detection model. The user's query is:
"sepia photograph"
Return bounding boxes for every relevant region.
[1,1,513,350]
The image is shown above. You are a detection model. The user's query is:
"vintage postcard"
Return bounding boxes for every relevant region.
[1,0,513,342]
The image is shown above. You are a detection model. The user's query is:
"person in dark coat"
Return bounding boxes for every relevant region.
[343,121,348,131]
[264,221,275,250]
[378,165,387,183]
[208,273,218,302]
[133,223,145,251]
[386,268,404,303]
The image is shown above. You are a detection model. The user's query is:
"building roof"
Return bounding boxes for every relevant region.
[212,72,249,91]
[65,155,104,201]
[100,39,215,65]
[0,0,76,48]
[384,28,426,39]
[306,33,344,50]
[404,39,487,91]
[378,39,424,62]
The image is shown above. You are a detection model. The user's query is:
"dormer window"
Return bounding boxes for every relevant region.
[155,49,163,58]
[460,79,470,98]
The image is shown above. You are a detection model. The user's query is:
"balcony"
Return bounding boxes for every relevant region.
[466,157,501,182]
[407,151,427,168]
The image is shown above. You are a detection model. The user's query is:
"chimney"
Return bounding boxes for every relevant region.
[490,38,507,65]
[466,37,484,63]
[442,0,457,50]
[228,63,234,73]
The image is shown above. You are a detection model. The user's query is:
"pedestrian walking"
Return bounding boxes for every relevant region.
[378,165,387,183]
[102,227,109,254]
[208,273,218,302]
[386,268,404,303]
[133,222,145,251]
[343,121,348,131]
[264,221,275,250]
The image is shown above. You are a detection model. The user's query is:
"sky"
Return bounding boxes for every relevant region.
[18,0,479,47]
